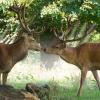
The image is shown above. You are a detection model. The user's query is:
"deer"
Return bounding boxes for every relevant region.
[0,2,44,85]
[42,21,98,96]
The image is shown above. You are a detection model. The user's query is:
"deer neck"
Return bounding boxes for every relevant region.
[8,37,28,64]
[60,46,78,65]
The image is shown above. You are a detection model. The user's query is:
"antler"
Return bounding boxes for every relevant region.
[9,1,45,35]
[53,18,96,42]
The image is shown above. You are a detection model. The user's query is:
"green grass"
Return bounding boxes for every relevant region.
[8,77,100,100]
[6,55,100,100]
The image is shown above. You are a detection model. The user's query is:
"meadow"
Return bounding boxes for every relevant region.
[7,51,100,100]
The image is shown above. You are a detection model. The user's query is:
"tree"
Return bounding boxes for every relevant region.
[0,0,100,44]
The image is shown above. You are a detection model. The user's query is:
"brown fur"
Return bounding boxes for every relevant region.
[0,34,40,85]
[43,42,100,96]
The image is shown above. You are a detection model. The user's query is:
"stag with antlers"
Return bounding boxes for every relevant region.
[0,2,44,85]
[42,16,98,96]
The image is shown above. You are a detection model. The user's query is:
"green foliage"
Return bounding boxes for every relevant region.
[0,0,100,41]
[90,32,100,42]
[79,0,100,25]
[0,4,7,30]
[41,2,66,29]
[31,0,100,34]
[26,0,54,28]
[0,3,18,39]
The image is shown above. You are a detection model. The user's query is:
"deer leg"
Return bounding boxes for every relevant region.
[2,72,8,85]
[77,67,88,96]
[0,73,1,85]
[92,70,100,90]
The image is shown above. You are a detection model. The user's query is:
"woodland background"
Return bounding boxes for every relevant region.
[0,0,100,99]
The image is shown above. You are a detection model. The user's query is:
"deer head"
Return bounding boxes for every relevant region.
[43,15,96,53]
[18,34,40,51]
[9,1,45,51]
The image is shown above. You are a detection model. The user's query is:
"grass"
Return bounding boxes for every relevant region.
[7,75,100,100]
[5,51,100,100]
